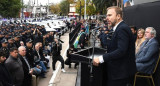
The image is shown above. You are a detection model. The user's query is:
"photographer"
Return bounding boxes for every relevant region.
[33,28,43,45]
[52,38,65,73]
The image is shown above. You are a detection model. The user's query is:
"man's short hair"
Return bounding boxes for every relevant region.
[107,6,123,18]
[9,47,18,52]
[18,46,26,51]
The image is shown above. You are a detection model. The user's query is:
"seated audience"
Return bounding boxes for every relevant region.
[135,28,145,54]
[136,27,159,74]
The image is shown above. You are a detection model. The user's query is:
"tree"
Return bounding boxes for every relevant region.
[59,0,74,16]
[76,0,96,16]
[50,4,60,14]
[0,0,22,18]
[86,3,96,16]
[92,0,111,14]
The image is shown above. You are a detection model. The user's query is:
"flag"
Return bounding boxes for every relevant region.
[74,32,85,48]
[85,25,89,35]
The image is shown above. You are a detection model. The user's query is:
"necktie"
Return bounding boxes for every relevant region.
[144,40,149,47]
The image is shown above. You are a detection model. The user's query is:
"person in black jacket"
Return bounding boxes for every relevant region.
[0,51,13,86]
[26,39,34,67]
[52,38,65,72]
[18,46,33,86]
[5,47,24,86]
[78,28,86,49]
[65,45,78,68]
[8,37,16,50]
[0,39,9,58]
[14,36,21,48]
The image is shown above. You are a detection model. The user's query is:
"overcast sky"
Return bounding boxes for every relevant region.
[24,0,62,5]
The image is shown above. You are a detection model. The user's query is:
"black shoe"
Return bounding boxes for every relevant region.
[69,65,71,68]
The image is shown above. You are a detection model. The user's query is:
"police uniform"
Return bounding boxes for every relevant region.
[7,37,16,49]
[0,39,9,58]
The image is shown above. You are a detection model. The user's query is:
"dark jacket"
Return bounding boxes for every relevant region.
[5,56,24,86]
[103,21,137,80]
[52,42,62,56]
[78,32,86,45]
[18,54,32,86]
[26,47,35,67]
[0,63,13,86]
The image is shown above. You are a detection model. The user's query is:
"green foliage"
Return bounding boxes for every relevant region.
[87,4,96,16]
[59,0,69,16]
[76,0,99,16]
[59,0,74,16]
[50,4,60,14]
[0,0,22,18]
[92,0,111,14]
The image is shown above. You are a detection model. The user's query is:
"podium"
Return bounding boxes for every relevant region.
[70,47,107,86]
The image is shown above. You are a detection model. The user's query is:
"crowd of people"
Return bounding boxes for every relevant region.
[0,19,80,86]
[0,6,159,86]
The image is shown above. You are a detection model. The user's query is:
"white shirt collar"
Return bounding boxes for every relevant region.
[113,20,123,32]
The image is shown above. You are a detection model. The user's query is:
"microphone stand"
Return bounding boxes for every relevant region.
[89,28,96,86]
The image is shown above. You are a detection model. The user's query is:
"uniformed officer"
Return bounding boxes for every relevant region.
[0,39,9,58]
[8,37,16,49]
[14,35,21,48]
[26,38,34,67]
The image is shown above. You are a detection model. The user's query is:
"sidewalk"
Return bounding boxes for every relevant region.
[52,32,77,86]
[37,32,77,86]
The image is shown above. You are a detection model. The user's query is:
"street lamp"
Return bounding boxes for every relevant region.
[47,0,49,17]
[21,0,24,20]
[84,0,86,19]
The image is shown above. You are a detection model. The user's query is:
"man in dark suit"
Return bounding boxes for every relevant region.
[0,51,13,86]
[136,27,159,74]
[18,46,33,86]
[93,6,137,86]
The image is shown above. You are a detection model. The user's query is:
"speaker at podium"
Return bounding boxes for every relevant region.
[70,47,107,86]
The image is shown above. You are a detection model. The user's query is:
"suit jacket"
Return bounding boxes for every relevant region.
[18,54,32,86]
[5,56,24,86]
[52,42,62,56]
[103,21,137,80]
[136,38,159,74]
[26,47,35,67]
[0,63,13,86]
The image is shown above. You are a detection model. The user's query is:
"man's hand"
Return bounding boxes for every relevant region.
[36,65,40,69]
[93,57,100,66]
[29,69,34,75]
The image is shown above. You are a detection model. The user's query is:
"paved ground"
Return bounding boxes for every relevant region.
[37,31,77,86]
